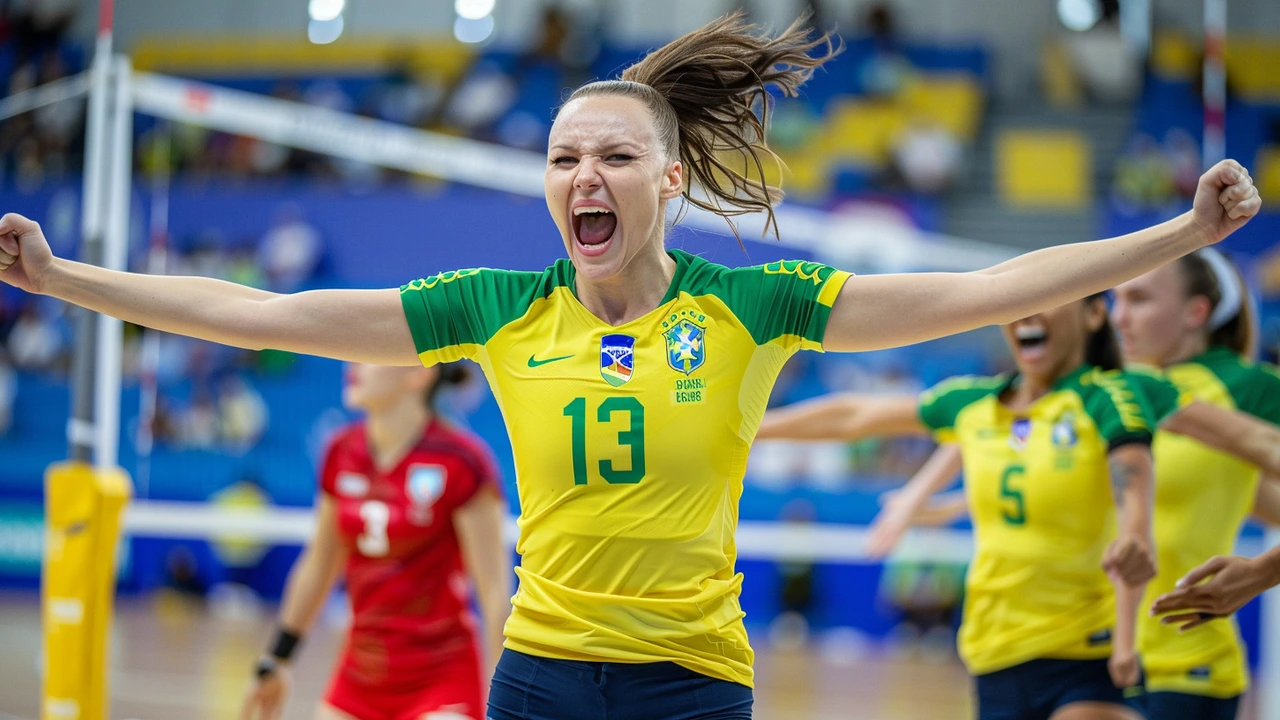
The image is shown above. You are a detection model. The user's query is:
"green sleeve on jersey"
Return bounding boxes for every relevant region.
[399,267,549,364]
[691,259,851,349]
[917,376,1005,438]
[1226,363,1280,425]
[1124,367,1183,422]
[1078,369,1156,449]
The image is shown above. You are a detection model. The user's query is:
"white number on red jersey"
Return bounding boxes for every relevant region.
[357,500,391,557]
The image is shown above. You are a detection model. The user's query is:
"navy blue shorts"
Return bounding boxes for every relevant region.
[1137,691,1239,720]
[487,648,754,720]
[974,658,1131,720]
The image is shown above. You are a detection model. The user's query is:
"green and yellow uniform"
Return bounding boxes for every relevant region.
[398,249,850,687]
[1135,347,1280,698]
[918,366,1157,675]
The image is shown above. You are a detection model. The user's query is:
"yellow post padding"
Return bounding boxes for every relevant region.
[41,462,133,720]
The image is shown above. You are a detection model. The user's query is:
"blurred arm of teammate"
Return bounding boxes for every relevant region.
[0,213,420,366]
[755,394,926,442]
[1102,443,1157,586]
[865,444,963,559]
[1102,444,1156,688]
[241,494,347,720]
[1160,401,1280,476]
[1250,475,1280,526]
[1149,545,1280,632]
[823,160,1260,353]
[454,488,512,680]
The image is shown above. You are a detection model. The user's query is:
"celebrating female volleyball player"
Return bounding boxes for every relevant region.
[0,12,1261,718]
[240,362,509,720]
[1111,250,1280,719]
[760,295,1161,720]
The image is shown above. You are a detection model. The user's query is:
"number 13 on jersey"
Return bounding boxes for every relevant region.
[563,397,647,485]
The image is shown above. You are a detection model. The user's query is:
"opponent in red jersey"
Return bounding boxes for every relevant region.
[241,362,511,720]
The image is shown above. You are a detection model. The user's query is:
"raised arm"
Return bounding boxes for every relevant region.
[864,443,963,558]
[756,393,925,441]
[0,214,420,366]
[1251,475,1280,526]
[241,494,347,720]
[1161,401,1280,476]
[823,161,1260,352]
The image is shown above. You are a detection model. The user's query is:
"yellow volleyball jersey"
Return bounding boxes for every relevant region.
[1137,347,1280,697]
[918,366,1157,675]
[399,249,850,687]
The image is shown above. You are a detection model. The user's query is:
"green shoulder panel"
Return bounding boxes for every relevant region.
[1210,353,1280,425]
[399,263,565,358]
[678,251,851,348]
[1123,365,1183,422]
[917,375,1006,434]
[1070,368,1156,448]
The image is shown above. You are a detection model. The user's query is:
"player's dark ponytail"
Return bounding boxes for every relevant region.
[424,362,471,412]
[1085,293,1124,372]
[568,11,837,241]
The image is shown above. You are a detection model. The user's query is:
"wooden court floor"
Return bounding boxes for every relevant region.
[0,591,1261,720]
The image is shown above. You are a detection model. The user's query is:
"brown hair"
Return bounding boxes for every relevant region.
[424,362,471,411]
[567,12,836,240]
[1175,252,1256,357]
[1084,293,1123,372]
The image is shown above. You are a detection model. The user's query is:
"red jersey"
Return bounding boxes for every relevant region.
[320,418,500,692]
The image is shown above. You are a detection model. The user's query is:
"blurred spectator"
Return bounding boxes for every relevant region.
[7,303,62,371]
[1112,133,1176,212]
[1163,128,1200,198]
[857,3,912,98]
[179,389,220,450]
[217,374,268,454]
[0,351,14,436]
[891,120,963,194]
[257,205,323,292]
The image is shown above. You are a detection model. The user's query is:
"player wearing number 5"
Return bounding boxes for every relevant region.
[0,12,1261,720]
[240,362,509,720]
[759,295,1159,720]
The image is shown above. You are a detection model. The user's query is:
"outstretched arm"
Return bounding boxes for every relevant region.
[865,443,963,558]
[823,160,1260,352]
[0,214,420,366]
[757,394,925,441]
[1161,401,1280,476]
[1150,546,1280,631]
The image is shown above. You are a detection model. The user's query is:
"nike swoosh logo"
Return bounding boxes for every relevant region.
[528,353,574,368]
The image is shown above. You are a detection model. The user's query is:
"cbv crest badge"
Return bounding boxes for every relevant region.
[600,334,636,387]
[664,319,705,376]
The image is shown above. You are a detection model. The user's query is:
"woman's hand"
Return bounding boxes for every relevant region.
[1193,159,1262,245]
[0,213,57,295]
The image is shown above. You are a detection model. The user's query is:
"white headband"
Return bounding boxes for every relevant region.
[1196,247,1243,331]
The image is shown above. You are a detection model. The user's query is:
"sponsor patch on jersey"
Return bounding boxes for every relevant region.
[407,465,446,507]
[1086,628,1112,646]
[600,334,636,387]
[1187,665,1212,680]
[1009,417,1032,452]
[664,319,705,376]
[336,472,370,498]
[1052,412,1078,447]
[407,464,446,526]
